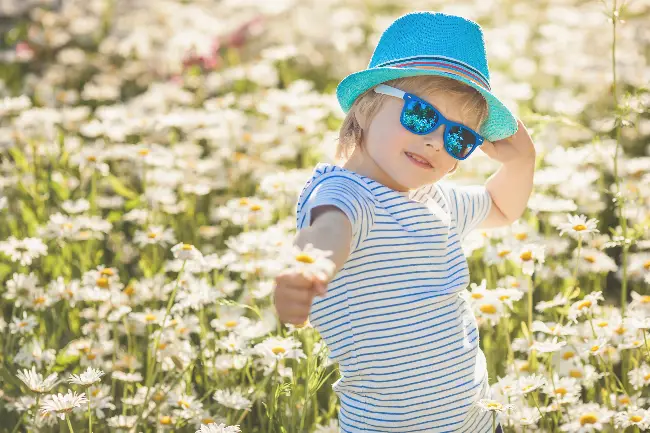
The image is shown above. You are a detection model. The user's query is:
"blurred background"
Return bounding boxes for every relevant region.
[0,0,649,432]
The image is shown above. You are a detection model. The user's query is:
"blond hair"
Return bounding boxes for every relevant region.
[336,75,490,174]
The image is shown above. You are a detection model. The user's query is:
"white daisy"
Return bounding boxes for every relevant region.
[16,367,59,393]
[0,236,48,266]
[284,242,336,281]
[557,214,600,240]
[171,242,205,264]
[476,399,514,414]
[68,366,105,386]
[195,423,242,433]
[40,390,88,420]
[212,388,252,410]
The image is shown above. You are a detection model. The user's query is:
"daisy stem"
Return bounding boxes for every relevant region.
[643,330,650,362]
[492,412,496,433]
[66,415,75,433]
[87,392,92,433]
[34,394,40,425]
[147,259,187,387]
[530,391,545,421]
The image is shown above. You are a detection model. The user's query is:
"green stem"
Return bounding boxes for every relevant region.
[492,412,496,433]
[66,416,75,433]
[87,392,92,433]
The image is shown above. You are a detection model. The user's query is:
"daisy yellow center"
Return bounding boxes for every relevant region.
[498,250,511,257]
[619,397,631,405]
[479,304,497,314]
[555,387,567,395]
[643,373,650,381]
[590,345,600,352]
[178,399,190,408]
[630,415,643,422]
[272,347,286,355]
[87,353,96,360]
[145,314,156,322]
[153,392,164,402]
[597,321,608,327]
[579,414,598,425]
[202,417,215,424]
[486,402,501,410]
[615,327,626,335]
[96,277,109,288]
[498,295,510,301]
[225,320,237,328]
[92,388,100,397]
[124,285,135,296]
[573,224,587,232]
[250,204,262,211]
[181,244,192,250]
[521,385,533,392]
[642,260,650,270]
[471,293,484,299]
[18,321,28,327]
[63,223,74,230]
[577,300,592,310]
[178,327,188,334]
[569,370,583,378]
[515,233,528,241]
[158,343,168,350]
[34,296,46,305]
[562,351,575,360]
[138,149,150,156]
[100,268,114,276]
[160,416,173,425]
[239,198,249,205]
[511,282,520,288]
[242,133,252,142]
[520,251,532,261]
[87,155,97,162]
[585,256,596,263]
[641,296,650,303]
[295,253,315,264]
[148,232,158,239]
[519,362,530,372]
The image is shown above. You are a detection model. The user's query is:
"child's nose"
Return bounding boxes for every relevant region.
[424,125,446,150]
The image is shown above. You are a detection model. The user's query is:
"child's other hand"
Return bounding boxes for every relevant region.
[273,269,328,325]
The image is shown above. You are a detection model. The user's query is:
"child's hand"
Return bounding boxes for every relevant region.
[479,119,536,164]
[273,269,328,326]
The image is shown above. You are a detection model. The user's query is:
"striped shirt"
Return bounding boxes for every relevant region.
[296,162,498,433]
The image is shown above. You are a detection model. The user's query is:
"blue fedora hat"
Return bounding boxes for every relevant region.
[336,11,518,142]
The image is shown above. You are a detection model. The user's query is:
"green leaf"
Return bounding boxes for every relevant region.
[106,175,139,199]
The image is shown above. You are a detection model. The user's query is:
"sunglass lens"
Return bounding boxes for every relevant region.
[446,125,478,158]
[402,100,439,134]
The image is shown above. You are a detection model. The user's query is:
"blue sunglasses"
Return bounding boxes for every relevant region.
[374,84,485,160]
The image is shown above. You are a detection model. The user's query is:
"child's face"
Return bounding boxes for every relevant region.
[347,90,476,192]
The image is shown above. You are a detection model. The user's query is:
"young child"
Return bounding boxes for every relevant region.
[274,11,536,433]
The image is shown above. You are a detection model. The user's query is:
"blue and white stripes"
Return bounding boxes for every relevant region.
[296,163,495,432]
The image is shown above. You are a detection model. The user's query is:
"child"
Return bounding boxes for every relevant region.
[274,11,536,433]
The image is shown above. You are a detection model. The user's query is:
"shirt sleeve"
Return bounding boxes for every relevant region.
[296,172,376,252]
[435,181,492,241]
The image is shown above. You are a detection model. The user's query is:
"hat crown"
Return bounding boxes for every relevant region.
[368,12,490,82]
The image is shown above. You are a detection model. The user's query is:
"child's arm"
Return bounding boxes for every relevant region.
[274,206,353,325]
[479,119,537,228]
[295,205,354,280]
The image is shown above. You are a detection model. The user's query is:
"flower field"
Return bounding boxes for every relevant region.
[0,0,649,432]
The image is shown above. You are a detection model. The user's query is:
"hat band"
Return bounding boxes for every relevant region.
[374,55,491,91]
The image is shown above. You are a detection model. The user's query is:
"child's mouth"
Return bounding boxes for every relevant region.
[404,151,433,169]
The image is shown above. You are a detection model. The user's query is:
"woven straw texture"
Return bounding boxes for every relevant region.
[335,11,518,142]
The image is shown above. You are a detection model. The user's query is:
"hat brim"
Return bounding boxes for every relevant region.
[336,67,518,142]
